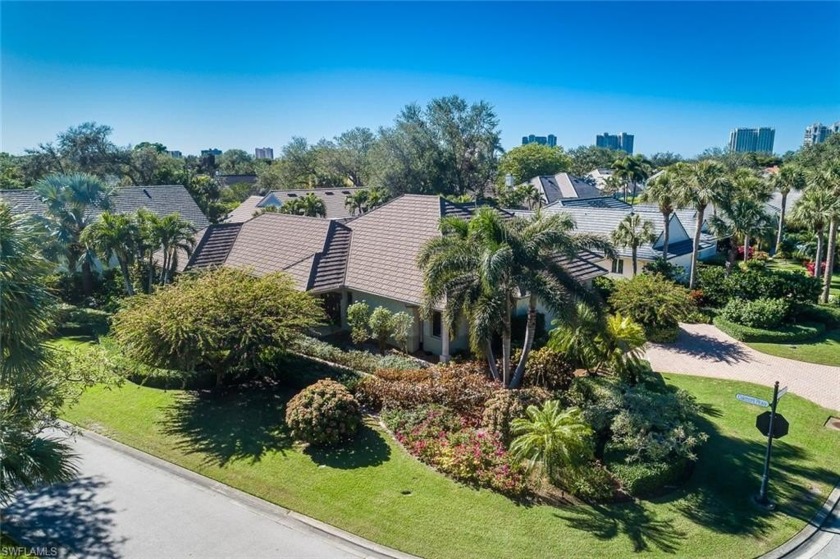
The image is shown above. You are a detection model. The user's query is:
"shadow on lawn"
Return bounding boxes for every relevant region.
[556,502,685,553]
[3,475,125,559]
[159,381,293,467]
[305,423,391,469]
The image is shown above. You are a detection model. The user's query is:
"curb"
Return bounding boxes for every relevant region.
[758,481,840,559]
[49,423,419,559]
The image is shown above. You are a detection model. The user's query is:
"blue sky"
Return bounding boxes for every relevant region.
[2,1,839,157]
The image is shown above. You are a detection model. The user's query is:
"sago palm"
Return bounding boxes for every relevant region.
[611,213,657,276]
[510,401,593,482]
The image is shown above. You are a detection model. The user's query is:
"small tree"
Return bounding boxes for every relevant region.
[346,301,371,344]
[369,307,413,353]
[609,273,695,341]
[111,268,323,387]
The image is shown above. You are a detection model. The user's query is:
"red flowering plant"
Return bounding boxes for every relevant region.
[806,261,827,277]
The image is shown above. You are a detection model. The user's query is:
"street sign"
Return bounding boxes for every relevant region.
[737,393,770,408]
[756,411,789,439]
[777,386,788,399]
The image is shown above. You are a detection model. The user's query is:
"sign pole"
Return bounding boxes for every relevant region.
[757,381,780,506]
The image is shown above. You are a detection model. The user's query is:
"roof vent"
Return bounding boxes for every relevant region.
[325,191,334,195]
[287,193,297,197]
[142,188,152,199]
[342,191,351,195]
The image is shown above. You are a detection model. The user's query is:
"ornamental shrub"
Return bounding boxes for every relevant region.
[481,388,551,446]
[357,361,495,416]
[713,316,824,343]
[610,459,688,498]
[285,379,362,447]
[698,266,821,309]
[719,297,789,329]
[291,336,423,374]
[55,303,111,337]
[559,461,616,502]
[520,347,575,392]
[609,274,695,338]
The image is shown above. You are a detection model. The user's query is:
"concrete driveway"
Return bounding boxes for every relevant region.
[1,429,410,559]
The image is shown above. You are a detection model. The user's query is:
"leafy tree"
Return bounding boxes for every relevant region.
[217,149,256,175]
[510,402,593,482]
[34,173,114,295]
[122,147,184,186]
[276,137,319,189]
[638,172,676,257]
[611,154,652,203]
[81,212,138,295]
[346,301,372,344]
[669,160,730,288]
[0,153,27,189]
[648,152,683,169]
[368,307,413,353]
[25,122,126,180]
[611,213,656,276]
[419,208,613,387]
[318,127,377,187]
[497,144,571,185]
[371,96,502,198]
[111,268,324,387]
[567,145,625,177]
[279,193,327,218]
[609,273,695,341]
[134,142,168,153]
[185,174,225,223]
[771,164,806,254]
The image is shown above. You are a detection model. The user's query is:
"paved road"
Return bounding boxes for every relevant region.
[1,430,406,559]
[788,504,840,559]
[645,323,840,411]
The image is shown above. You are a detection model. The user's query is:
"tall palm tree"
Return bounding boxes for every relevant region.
[670,160,730,288]
[510,402,593,482]
[611,155,652,204]
[0,202,77,503]
[81,212,139,295]
[521,183,543,210]
[611,213,657,276]
[418,208,614,388]
[134,208,160,293]
[771,164,806,254]
[638,173,675,257]
[812,162,840,303]
[791,184,835,280]
[709,169,774,268]
[34,173,114,294]
[154,213,197,284]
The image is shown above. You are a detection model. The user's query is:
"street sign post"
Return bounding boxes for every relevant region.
[755,381,788,509]
[777,386,788,399]
[736,394,770,407]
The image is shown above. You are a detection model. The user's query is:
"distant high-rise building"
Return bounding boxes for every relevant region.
[167,150,182,158]
[803,122,840,147]
[522,134,557,148]
[255,147,274,159]
[595,132,633,154]
[728,128,775,153]
[201,148,222,157]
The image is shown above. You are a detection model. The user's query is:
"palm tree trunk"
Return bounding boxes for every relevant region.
[161,248,169,285]
[510,294,537,388]
[501,299,512,387]
[822,217,837,303]
[815,230,823,281]
[81,259,93,296]
[662,211,670,257]
[743,235,750,262]
[631,246,638,276]
[147,252,155,293]
[726,240,737,275]
[485,340,500,382]
[775,191,787,254]
[119,259,135,296]
[689,207,706,289]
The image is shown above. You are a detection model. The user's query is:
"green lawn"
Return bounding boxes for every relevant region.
[61,361,840,559]
[747,329,840,367]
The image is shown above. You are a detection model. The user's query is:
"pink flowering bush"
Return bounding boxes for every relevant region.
[806,261,827,278]
[383,405,527,496]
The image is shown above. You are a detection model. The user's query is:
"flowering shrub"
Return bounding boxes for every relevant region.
[356,361,496,416]
[386,406,527,496]
[736,245,756,260]
[481,388,551,446]
[285,379,362,446]
[806,261,827,278]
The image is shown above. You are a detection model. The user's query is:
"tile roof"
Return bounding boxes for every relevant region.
[0,185,209,229]
[225,195,264,223]
[527,173,602,205]
[258,187,365,219]
[186,224,242,269]
[553,197,632,209]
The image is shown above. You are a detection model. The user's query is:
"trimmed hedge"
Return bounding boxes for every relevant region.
[713,316,825,343]
[795,304,840,330]
[610,459,688,497]
[291,336,423,374]
[55,304,111,337]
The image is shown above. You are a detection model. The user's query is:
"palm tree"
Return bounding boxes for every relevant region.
[281,193,327,217]
[510,401,593,482]
[611,155,652,204]
[670,160,730,288]
[134,208,160,293]
[345,190,369,216]
[419,208,614,388]
[638,173,676,257]
[771,164,806,254]
[611,213,657,276]
[80,212,138,295]
[0,202,78,503]
[709,170,774,268]
[34,173,114,294]
[153,213,197,284]
[812,163,840,303]
[520,183,543,210]
[791,184,835,280]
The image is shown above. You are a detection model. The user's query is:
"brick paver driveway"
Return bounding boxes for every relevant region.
[645,323,840,411]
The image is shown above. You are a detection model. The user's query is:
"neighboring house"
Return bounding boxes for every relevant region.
[188,194,608,362]
[225,187,367,221]
[587,168,614,190]
[518,200,719,279]
[225,195,264,223]
[526,172,603,205]
[217,174,258,188]
[0,184,209,230]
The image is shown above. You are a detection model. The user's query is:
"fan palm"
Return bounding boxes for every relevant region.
[419,208,614,388]
[34,173,114,294]
[638,173,676,257]
[670,161,730,288]
[811,162,840,302]
[771,164,806,254]
[81,212,139,295]
[510,401,593,482]
[791,184,835,280]
[611,213,657,276]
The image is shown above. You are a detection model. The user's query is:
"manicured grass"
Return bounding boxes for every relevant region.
[61,358,840,559]
[748,329,840,367]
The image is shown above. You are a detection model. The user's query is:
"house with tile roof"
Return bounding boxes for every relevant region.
[188,194,609,361]
[525,172,603,205]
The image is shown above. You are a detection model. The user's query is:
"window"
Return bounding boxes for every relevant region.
[611,259,624,274]
[431,311,442,338]
[321,293,342,326]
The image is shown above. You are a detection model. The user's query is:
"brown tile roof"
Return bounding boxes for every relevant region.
[186,224,242,269]
[225,196,264,223]
[258,187,365,219]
